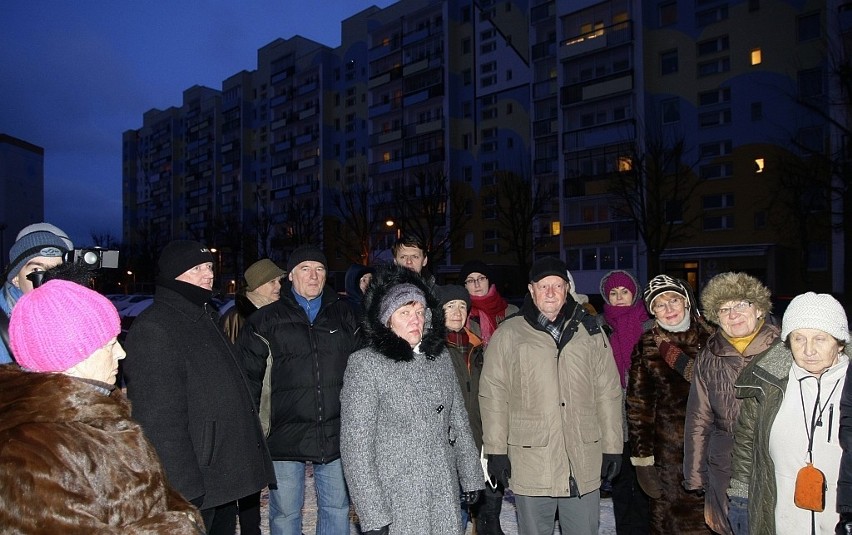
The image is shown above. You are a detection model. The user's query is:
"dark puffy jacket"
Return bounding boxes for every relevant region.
[238,281,361,461]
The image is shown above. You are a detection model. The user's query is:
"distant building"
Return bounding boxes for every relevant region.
[0,133,46,269]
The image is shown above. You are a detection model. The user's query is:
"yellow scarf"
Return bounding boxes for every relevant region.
[723,318,765,354]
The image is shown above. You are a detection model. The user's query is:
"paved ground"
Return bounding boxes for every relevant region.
[246,465,617,534]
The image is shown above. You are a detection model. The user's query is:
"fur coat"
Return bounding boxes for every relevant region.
[0,365,203,533]
[627,315,714,534]
[340,265,484,534]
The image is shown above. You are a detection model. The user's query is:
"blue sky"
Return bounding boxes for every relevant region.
[0,1,396,246]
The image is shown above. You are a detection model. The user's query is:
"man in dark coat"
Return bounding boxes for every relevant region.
[237,244,361,535]
[123,240,275,534]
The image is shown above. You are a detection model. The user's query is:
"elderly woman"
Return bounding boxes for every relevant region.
[728,293,850,535]
[627,274,715,534]
[683,272,780,534]
[340,266,484,535]
[0,280,202,533]
[600,269,650,534]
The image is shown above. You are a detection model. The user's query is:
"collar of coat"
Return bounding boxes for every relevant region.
[737,340,852,397]
[363,264,446,362]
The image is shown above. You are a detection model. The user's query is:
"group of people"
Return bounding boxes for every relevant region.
[1,222,851,535]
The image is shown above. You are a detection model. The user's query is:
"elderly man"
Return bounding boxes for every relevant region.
[479,256,623,535]
[123,240,274,534]
[238,244,361,535]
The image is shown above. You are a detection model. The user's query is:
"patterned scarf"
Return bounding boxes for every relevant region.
[652,323,696,383]
[537,311,566,343]
[469,284,509,346]
[447,329,483,371]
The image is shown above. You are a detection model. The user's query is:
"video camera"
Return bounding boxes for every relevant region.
[26,247,120,289]
[64,247,120,270]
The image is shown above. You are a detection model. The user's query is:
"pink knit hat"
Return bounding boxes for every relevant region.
[602,270,637,298]
[9,280,120,372]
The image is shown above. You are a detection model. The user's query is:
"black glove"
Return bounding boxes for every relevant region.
[461,489,481,505]
[488,454,511,488]
[601,453,622,482]
[635,465,662,499]
[836,511,852,535]
[362,526,389,535]
[728,496,749,535]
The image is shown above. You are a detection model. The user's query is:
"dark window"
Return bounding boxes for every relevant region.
[798,12,821,41]
[659,2,677,26]
[661,49,678,75]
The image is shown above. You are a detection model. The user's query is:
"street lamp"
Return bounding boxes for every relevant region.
[385,219,401,239]
[126,271,135,294]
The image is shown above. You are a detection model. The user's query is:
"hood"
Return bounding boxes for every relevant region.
[344,263,373,303]
[363,264,446,362]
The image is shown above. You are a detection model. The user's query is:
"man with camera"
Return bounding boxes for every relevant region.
[0,223,73,364]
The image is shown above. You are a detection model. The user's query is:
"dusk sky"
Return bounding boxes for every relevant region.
[1,1,397,247]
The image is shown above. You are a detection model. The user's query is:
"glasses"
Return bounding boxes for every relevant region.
[464,276,488,286]
[718,301,752,317]
[652,297,684,312]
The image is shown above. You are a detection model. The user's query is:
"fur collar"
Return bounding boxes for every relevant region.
[363,264,446,361]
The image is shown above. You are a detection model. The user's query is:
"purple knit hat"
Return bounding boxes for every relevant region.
[601,270,637,299]
[9,280,120,372]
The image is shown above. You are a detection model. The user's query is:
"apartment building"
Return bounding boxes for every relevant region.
[122,0,846,298]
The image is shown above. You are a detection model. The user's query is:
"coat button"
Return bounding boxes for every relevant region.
[436,405,444,413]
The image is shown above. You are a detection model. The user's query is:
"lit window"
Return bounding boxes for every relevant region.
[383,152,391,162]
[754,158,765,173]
[751,48,762,65]
[618,156,633,172]
[551,221,561,236]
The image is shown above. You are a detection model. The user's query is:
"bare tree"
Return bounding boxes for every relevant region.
[271,196,322,255]
[330,181,379,265]
[393,168,473,267]
[608,131,701,275]
[494,170,549,281]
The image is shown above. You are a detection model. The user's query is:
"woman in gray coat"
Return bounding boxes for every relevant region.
[340,265,484,534]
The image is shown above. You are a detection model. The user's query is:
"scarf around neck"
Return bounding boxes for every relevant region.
[603,301,647,387]
[652,321,697,383]
[468,284,508,345]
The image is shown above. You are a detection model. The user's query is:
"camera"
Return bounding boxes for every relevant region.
[64,247,120,270]
[26,247,121,288]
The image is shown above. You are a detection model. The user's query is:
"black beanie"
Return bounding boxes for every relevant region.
[436,284,471,310]
[157,240,214,280]
[529,256,569,283]
[458,260,491,285]
[286,245,327,272]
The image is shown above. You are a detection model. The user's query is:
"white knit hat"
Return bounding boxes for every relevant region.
[781,292,849,342]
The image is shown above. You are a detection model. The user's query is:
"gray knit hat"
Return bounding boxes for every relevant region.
[379,283,427,325]
[781,292,849,342]
[7,230,70,282]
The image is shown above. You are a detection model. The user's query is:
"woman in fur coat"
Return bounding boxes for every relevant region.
[683,272,779,534]
[627,275,714,534]
[340,265,484,535]
[0,280,202,533]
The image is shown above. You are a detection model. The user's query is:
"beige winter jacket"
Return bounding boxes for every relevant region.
[479,301,623,497]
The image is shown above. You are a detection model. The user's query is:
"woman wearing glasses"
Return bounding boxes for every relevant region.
[683,272,779,534]
[627,274,715,534]
[458,260,518,349]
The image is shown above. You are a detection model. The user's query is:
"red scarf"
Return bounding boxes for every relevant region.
[468,285,508,346]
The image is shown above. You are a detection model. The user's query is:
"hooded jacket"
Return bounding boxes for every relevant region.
[340,265,483,534]
[238,279,361,462]
[479,292,623,497]
[0,365,203,533]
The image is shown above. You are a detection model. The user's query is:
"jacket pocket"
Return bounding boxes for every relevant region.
[200,420,217,466]
[508,412,548,447]
[578,411,601,444]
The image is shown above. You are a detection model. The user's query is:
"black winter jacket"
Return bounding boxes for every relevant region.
[237,282,361,462]
[123,285,275,509]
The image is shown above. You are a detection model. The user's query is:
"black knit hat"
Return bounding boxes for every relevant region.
[436,284,471,310]
[158,240,214,280]
[458,260,491,285]
[529,256,569,283]
[286,245,327,272]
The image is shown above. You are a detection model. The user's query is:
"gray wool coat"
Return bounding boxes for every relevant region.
[340,265,484,534]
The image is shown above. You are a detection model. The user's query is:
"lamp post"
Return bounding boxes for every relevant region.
[385,219,401,239]
[209,248,221,291]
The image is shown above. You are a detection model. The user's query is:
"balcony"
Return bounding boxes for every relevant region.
[562,21,633,59]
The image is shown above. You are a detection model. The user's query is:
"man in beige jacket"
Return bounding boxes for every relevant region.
[479,256,623,535]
